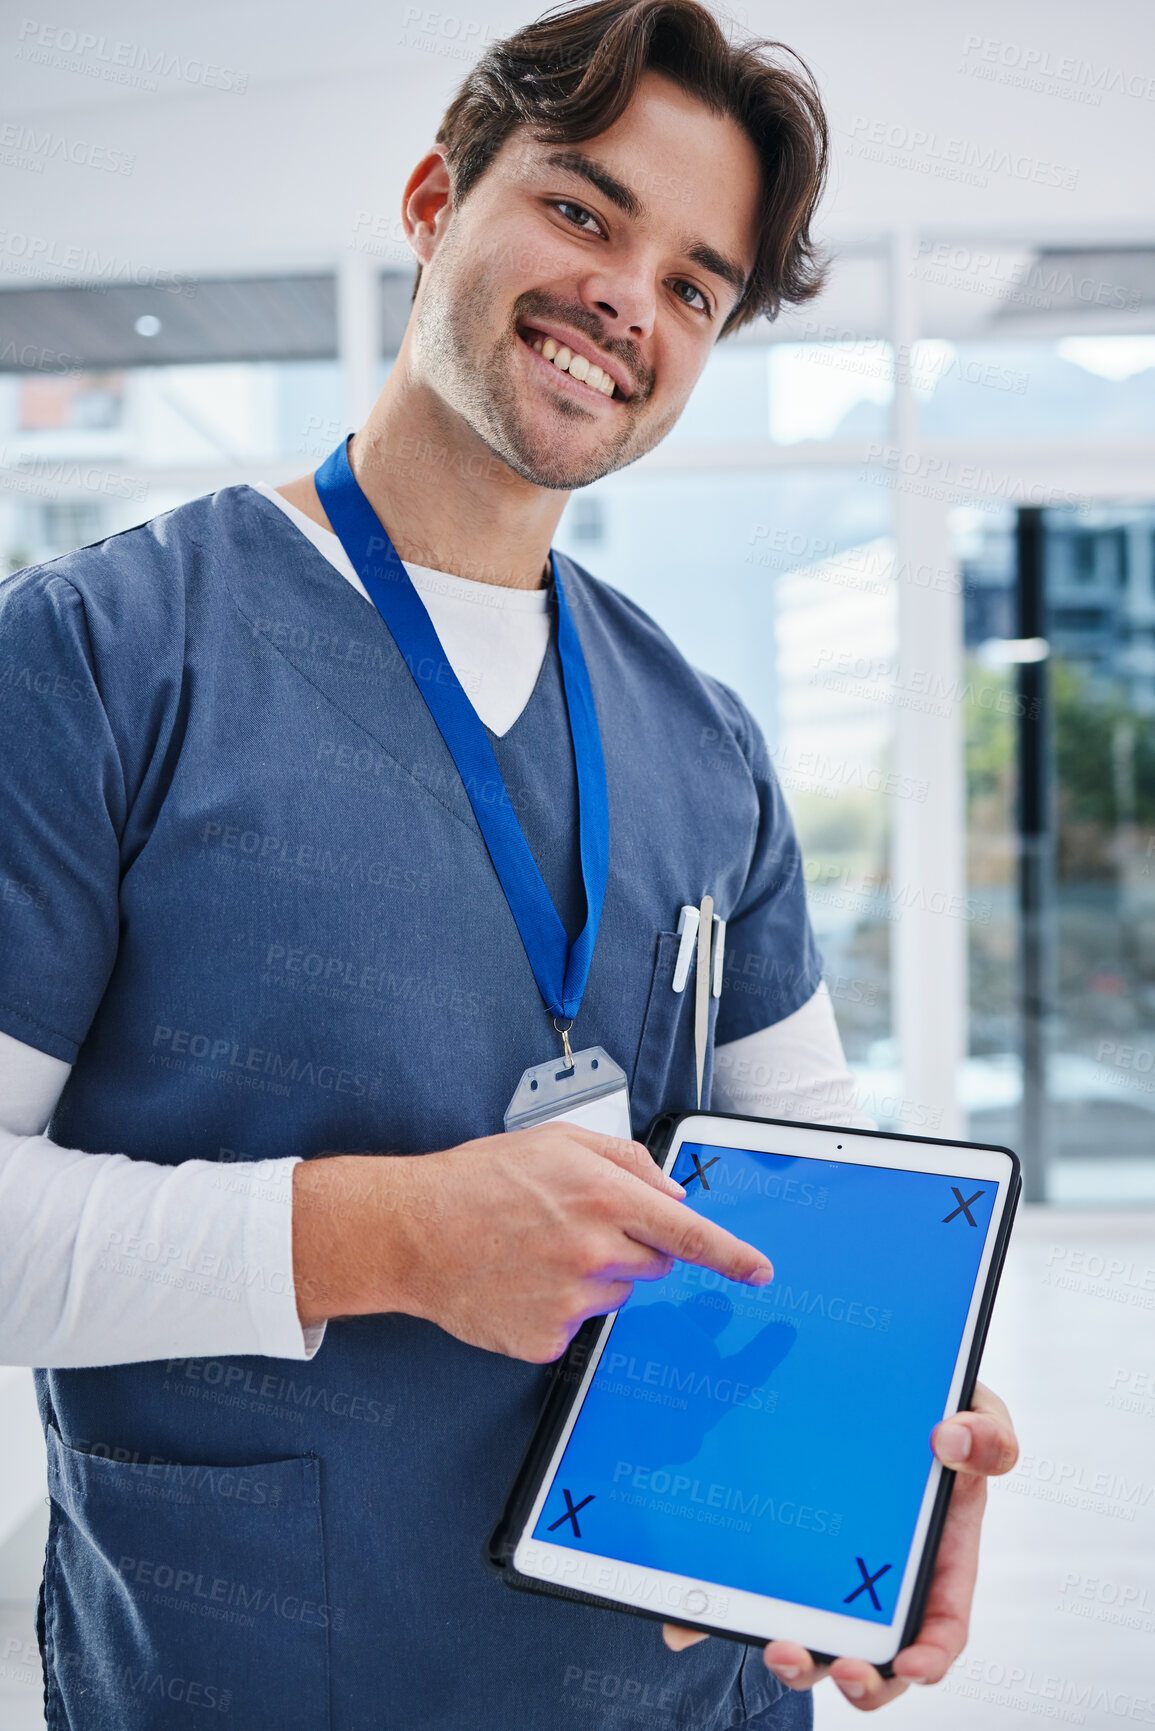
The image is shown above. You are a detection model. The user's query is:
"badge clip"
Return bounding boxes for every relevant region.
[553,1015,575,1069]
[504,1046,631,1137]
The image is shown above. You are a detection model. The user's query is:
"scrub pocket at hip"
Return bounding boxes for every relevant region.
[42,1426,332,1731]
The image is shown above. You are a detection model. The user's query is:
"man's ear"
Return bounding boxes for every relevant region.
[402,148,453,268]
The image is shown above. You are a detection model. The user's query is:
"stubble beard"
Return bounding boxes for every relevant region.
[412,256,677,491]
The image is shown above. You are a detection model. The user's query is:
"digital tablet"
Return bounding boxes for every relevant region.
[487,1109,1020,1669]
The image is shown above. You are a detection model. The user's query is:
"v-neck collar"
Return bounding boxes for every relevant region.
[224,485,570,833]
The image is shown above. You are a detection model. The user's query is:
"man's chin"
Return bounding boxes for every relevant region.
[519,455,612,491]
[500,429,635,491]
[462,370,644,490]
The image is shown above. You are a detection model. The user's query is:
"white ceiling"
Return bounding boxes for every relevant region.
[2,0,1153,297]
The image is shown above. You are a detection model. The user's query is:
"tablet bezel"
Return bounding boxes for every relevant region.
[507,1112,1019,1666]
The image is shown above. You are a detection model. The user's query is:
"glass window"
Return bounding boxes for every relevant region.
[556,469,895,1066]
[658,338,895,449]
[4,359,343,467]
[917,336,1155,439]
[126,360,344,465]
[659,344,770,446]
[0,359,350,570]
[957,502,1155,1203]
[1045,507,1155,1201]
[766,342,893,445]
[18,372,125,432]
[955,505,1021,1149]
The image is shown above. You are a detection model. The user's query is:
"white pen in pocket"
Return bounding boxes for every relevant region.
[672,904,700,993]
[672,900,725,1105]
[711,915,726,996]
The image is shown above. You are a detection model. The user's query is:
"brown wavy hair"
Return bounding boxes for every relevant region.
[412,0,829,335]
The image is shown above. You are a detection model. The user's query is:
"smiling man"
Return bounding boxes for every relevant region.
[0,1,1016,1727]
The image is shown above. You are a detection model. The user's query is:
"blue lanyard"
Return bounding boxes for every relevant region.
[313,437,609,1029]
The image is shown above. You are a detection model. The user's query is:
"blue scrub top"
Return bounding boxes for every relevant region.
[0,486,821,1730]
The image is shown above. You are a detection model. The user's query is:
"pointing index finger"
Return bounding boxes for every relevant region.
[629,1185,774,1288]
[550,1125,772,1286]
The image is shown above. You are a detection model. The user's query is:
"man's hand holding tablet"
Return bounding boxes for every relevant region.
[664,1379,1019,1709]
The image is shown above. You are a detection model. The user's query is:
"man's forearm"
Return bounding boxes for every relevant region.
[291,1153,433,1328]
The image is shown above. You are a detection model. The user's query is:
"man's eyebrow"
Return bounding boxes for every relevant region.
[684,241,748,299]
[543,149,642,220]
[541,149,749,301]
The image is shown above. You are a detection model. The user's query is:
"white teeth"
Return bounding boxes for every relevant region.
[527,331,618,397]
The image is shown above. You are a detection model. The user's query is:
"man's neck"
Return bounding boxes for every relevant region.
[277,362,567,592]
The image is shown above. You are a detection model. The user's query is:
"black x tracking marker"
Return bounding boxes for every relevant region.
[682,1151,719,1191]
[547,1489,594,1539]
[942,1186,984,1227]
[843,1557,892,1611]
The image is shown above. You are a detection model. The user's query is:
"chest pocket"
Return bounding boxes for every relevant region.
[629,929,719,1136]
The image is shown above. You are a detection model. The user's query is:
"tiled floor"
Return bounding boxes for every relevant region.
[3,1207,1153,1729]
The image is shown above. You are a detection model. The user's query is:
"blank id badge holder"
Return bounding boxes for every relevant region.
[504,1043,632,1141]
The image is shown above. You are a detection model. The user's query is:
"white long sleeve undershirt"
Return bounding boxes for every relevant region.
[0,487,870,1370]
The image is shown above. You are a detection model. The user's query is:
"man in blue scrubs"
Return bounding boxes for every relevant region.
[0,0,1017,1725]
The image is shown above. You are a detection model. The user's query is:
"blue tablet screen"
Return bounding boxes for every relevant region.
[531,1141,997,1623]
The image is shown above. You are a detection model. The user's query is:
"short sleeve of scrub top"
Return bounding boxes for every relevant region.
[699,673,824,1047]
[0,565,127,1062]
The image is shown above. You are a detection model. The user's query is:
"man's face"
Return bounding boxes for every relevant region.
[409,71,763,489]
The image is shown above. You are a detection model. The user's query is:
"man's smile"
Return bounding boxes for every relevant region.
[516,321,631,401]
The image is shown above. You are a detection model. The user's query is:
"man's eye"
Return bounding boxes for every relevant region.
[554,201,602,234]
[673,280,710,314]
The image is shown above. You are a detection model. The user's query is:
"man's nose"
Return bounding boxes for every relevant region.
[580,261,656,346]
